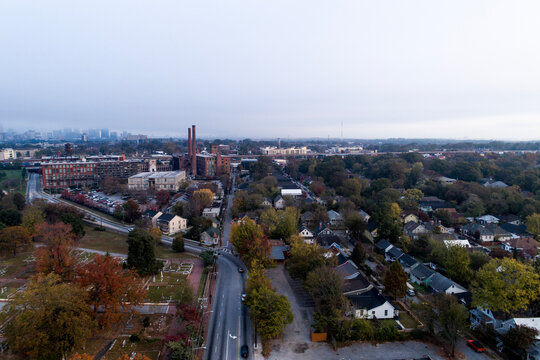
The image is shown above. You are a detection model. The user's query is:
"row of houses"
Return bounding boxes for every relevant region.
[375,239,471,304]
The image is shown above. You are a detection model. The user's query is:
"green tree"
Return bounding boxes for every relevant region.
[438,294,469,358]
[60,212,86,239]
[501,325,539,359]
[4,274,95,360]
[13,192,26,211]
[304,266,347,318]
[286,239,326,281]
[444,245,473,285]
[382,261,408,299]
[172,234,185,252]
[350,242,365,266]
[127,228,162,276]
[469,251,490,271]
[21,205,45,236]
[345,212,366,242]
[526,213,540,238]
[260,207,300,240]
[248,286,293,341]
[372,202,403,242]
[0,225,31,256]
[230,219,271,267]
[472,258,540,314]
[199,250,214,266]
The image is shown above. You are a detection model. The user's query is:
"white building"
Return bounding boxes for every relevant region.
[347,288,398,320]
[260,146,309,156]
[0,148,16,160]
[128,171,186,192]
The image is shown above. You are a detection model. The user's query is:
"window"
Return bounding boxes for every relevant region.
[385,310,388,316]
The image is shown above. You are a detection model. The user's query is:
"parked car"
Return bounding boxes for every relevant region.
[240,345,249,358]
[406,289,416,296]
[241,293,246,302]
[467,340,486,352]
[238,268,244,273]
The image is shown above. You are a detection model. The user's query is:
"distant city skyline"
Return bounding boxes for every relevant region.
[2,1,540,140]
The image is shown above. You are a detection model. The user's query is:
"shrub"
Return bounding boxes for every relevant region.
[411,328,426,340]
[374,322,400,341]
[130,333,141,343]
[350,318,374,341]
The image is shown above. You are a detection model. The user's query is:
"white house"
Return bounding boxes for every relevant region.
[444,239,471,248]
[347,288,398,319]
[476,215,500,224]
[299,226,314,243]
[202,207,221,219]
[156,213,187,235]
[274,195,286,209]
[327,210,344,226]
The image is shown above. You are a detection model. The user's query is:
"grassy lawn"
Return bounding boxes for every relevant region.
[147,285,181,302]
[0,251,34,277]
[155,244,197,259]
[0,169,27,195]
[196,267,210,299]
[399,311,419,329]
[77,226,129,253]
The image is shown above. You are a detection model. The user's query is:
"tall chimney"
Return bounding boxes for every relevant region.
[192,125,197,175]
[188,128,192,158]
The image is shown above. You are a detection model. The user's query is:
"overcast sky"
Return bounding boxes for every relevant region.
[1,1,540,140]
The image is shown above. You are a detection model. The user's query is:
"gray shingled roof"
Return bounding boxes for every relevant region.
[410,263,435,280]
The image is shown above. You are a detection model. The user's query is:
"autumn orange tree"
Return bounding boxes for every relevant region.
[68,353,94,360]
[34,222,77,282]
[189,188,214,215]
[0,225,31,256]
[76,254,147,328]
[230,218,271,268]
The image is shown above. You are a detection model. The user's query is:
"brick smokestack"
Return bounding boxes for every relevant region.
[188,127,192,157]
[192,125,197,175]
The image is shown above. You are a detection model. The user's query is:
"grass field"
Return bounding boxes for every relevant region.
[0,251,35,277]
[77,226,129,254]
[399,312,419,329]
[77,226,197,261]
[0,169,27,195]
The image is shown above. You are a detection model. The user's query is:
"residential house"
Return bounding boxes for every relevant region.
[402,211,420,224]
[470,307,499,330]
[374,239,393,253]
[436,176,457,185]
[483,180,509,188]
[300,211,317,228]
[437,208,464,225]
[501,214,521,225]
[419,196,448,212]
[501,237,540,258]
[142,209,162,226]
[201,227,220,246]
[444,239,471,248]
[462,223,495,242]
[261,198,272,207]
[427,273,470,303]
[496,318,540,360]
[404,222,429,239]
[335,260,360,280]
[299,226,314,243]
[202,207,220,219]
[385,246,404,262]
[269,240,289,263]
[398,254,419,274]
[499,222,529,237]
[358,209,371,223]
[347,288,398,320]
[156,213,187,235]
[476,215,500,224]
[342,273,373,296]
[273,195,286,209]
[327,210,344,227]
[409,263,435,286]
[486,224,513,241]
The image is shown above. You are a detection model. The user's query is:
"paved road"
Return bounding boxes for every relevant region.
[26,173,204,254]
[205,174,253,360]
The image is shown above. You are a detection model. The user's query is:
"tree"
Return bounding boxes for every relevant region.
[443,245,473,285]
[286,238,326,280]
[76,254,146,328]
[469,251,490,271]
[230,219,271,267]
[472,258,540,314]
[189,189,214,216]
[127,228,162,276]
[345,212,366,242]
[172,234,185,252]
[199,250,214,266]
[304,266,347,319]
[434,209,453,227]
[372,202,403,242]
[526,213,540,238]
[156,190,171,207]
[21,205,45,236]
[13,192,26,211]
[150,227,162,245]
[0,226,31,256]
[60,212,86,239]
[34,223,77,282]
[438,294,469,358]
[4,274,95,360]
[350,242,365,266]
[409,234,433,260]
[248,286,293,350]
[103,176,122,194]
[501,325,539,359]
[260,207,300,240]
[123,199,141,223]
[69,354,94,360]
[382,261,408,299]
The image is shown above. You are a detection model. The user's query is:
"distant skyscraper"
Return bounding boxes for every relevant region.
[101,128,109,139]
[88,129,101,139]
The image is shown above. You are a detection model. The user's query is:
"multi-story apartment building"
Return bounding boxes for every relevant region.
[0,148,17,160]
[196,153,230,178]
[42,161,99,189]
[128,171,186,192]
[260,146,308,156]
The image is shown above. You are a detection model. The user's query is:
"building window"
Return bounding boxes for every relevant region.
[384,310,388,316]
